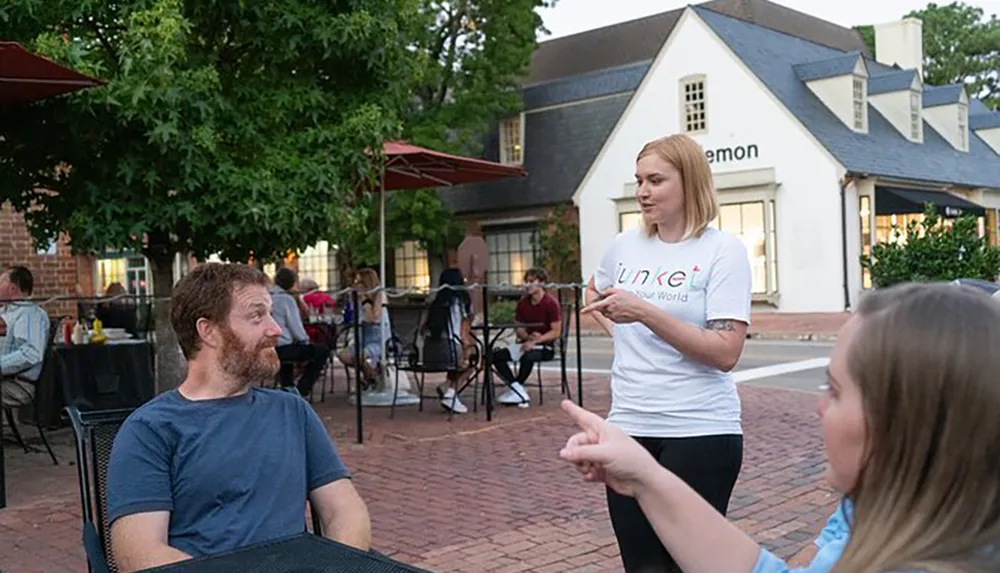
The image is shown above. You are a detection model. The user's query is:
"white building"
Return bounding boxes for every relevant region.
[573,6,1000,312]
[442,0,1000,312]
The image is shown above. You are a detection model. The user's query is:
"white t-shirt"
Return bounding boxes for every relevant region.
[593,227,752,438]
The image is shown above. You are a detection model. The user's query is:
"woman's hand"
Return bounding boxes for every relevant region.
[559,400,660,497]
[580,288,649,325]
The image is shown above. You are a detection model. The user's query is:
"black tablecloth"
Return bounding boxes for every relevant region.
[139,534,430,573]
[38,341,155,427]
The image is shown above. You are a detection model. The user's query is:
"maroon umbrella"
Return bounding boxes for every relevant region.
[0,41,104,105]
[380,140,526,190]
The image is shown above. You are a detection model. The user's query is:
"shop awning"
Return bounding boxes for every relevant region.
[875,186,986,218]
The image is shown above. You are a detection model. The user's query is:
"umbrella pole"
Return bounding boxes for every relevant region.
[379,171,387,390]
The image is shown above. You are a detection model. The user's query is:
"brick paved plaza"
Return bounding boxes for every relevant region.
[0,374,838,572]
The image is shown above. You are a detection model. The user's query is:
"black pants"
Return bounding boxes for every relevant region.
[276,343,331,397]
[491,346,554,384]
[607,434,743,573]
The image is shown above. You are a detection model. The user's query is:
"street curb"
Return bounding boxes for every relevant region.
[573,330,837,342]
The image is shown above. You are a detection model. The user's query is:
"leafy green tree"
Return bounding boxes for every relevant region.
[0,0,416,390]
[333,0,555,273]
[861,204,1000,288]
[535,204,580,283]
[856,2,1000,109]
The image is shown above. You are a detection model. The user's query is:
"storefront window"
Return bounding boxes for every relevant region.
[618,200,776,296]
[298,241,340,291]
[711,202,768,295]
[619,212,642,233]
[393,240,431,290]
[96,255,151,296]
[485,226,538,285]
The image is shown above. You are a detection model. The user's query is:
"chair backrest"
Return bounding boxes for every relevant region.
[278,387,324,535]
[66,406,134,573]
[557,308,572,355]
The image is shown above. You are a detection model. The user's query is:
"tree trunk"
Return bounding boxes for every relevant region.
[148,251,186,392]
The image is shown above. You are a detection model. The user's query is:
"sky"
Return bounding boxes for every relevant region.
[538,0,1000,40]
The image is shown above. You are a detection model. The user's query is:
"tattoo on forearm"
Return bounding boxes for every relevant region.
[706,319,737,332]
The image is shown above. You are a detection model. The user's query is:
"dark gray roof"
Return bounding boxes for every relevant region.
[868,70,918,95]
[923,84,966,107]
[970,98,992,115]
[527,0,868,85]
[439,2,878,216]
[524,60,650,111]
[971,111,1000,130]
[696,6,1000,190]
[792,52,862,82]
[437,94,631,214]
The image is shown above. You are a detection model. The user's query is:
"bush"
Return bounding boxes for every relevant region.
[488,298,517,325]
[862,204,1000,288]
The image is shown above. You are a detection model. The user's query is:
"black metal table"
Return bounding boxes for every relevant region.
[139,534,430,573]
[46,340,155,426]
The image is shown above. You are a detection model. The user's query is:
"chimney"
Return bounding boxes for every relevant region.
[874,18,923,77]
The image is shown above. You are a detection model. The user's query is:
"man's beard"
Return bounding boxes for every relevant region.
[218,327,280,389]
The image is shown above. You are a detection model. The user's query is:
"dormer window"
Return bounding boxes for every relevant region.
[680,75,708,134]
[958,101,968,150]
[499,116,523,165]
[909,89,922,141]
[852,76,867,131]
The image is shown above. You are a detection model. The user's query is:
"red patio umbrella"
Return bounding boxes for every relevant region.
[0,41,104,105]
[354,140,525,410]
[380,140,526,190]
[371,140,526,293]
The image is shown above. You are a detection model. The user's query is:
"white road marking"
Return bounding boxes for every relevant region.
[539,357,831,383]
[732,357,830,383]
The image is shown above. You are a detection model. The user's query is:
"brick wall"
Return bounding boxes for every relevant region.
[0,202,95,317]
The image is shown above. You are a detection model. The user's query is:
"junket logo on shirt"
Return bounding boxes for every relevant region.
[614,263,705,302]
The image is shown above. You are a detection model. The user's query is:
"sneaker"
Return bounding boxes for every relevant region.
[440,388,468,414]
[498,382,530,406]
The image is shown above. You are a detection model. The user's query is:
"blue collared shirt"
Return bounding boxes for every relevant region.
[752,500,852,573]
[0,301,50,381]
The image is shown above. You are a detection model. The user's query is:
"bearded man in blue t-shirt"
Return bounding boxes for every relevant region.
[106,263,370,572]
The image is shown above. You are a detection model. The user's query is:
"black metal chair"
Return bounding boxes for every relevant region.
[4,316,61,465]
[533,308,573,404]
[66,405,132,573]
[387,302,482,420]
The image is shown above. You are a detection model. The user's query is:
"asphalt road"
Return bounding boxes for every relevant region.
[543,336,833,394]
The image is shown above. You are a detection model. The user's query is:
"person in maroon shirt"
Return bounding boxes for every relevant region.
[492,267,562,407]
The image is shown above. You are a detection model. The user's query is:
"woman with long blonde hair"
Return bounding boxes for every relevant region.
[582,134,752,571]
[562,282,1000,573]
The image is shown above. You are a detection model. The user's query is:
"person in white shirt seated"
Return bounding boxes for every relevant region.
[561,282,1000,573]
[0,266,50,409]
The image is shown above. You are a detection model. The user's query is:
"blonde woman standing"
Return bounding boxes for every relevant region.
[583,134,752,572]
[564,283,1000,572]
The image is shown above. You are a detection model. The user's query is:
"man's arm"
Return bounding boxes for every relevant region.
[111,512,191,573]
[281,295,310,343]
[106,417,186,572]
[302,401,370,549]
[309,479,372,550]
[0,308,48,377]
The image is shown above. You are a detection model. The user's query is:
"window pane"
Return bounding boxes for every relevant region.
[720,204,741,235]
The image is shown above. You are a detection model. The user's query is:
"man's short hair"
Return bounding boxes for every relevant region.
[523,267,548,284]
[170,263,270,359]
[4,266,34,296]
[274,267,297,291]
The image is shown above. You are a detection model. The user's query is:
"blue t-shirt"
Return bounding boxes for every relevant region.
[106,388,350,557]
